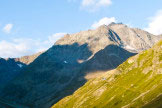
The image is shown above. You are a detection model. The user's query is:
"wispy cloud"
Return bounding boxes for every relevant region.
[48,33,67,44]
[91,17,116,29]
[0,38,46,58]
[2,23,13,34]
[145,10,162,35]
[68,0,112,12]
[81,0,112,11]
[0,33,66,58]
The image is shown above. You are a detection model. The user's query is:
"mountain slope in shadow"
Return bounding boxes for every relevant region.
[0,43,135,108]
[0,52,42,91]
[0,58,26,90]
[52,40,162,108]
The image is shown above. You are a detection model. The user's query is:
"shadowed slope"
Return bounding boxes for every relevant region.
[84,45,136,73]
[0,43,92,107]
[0,58,26,90]
[142,94,162,108]
[0,52,42,91]
[52,40,162,108]
[0,43,135,108]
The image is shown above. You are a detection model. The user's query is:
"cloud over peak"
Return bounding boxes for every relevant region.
[48,33,67,44]
[91,17,116,29]
[145,10,162,35]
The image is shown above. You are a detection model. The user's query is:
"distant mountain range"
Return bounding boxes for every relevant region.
[0,23,161,108]
[52,40,162,108]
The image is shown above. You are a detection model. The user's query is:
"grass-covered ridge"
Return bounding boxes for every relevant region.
[52,40,162,108]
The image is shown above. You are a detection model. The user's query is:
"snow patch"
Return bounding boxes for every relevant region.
[125,45,136,50]
[17,64,23,68]
[64,61,68,64]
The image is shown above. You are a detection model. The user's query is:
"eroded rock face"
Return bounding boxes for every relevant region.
[0,23,162,108]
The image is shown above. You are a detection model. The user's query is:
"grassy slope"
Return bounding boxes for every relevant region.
[52,40,162,108]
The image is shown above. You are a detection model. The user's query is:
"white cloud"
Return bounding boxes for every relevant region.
[145,10,162,35]
[0,39,46,58]
[91,17,116,29]
[2,24,13,34]
[81,0,112,11]
[82,0,94,6]
[82,0,111,6]
[48,33,67,44]
[0,33,67,58]
[68,0,112,12]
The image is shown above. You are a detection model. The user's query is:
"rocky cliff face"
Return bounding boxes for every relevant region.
[52,40,162,108]
[0,23,161,108]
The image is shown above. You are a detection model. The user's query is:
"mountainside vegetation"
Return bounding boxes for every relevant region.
[52,40,162,108]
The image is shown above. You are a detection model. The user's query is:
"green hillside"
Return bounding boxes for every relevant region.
[52,40,162,108]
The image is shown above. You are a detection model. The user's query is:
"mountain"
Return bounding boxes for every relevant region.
[0,23,161,108]
[52,40,162,108]
[0,52,42,90]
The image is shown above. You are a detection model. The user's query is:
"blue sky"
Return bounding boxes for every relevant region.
[0,0,162,58]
